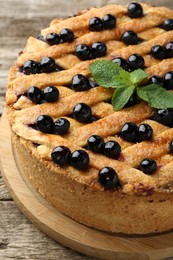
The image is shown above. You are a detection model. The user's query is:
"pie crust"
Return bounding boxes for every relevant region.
[6,3,173,235]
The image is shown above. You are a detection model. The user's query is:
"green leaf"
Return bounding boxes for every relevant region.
[112,85,136,111]
[130,69,148,85]
[89,60,126,88]
[112,69,132,89]
[137,84,173,109]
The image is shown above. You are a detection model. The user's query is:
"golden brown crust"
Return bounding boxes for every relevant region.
[13,132,173,235]
[6,2,173,234]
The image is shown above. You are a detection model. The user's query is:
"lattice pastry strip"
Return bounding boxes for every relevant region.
[16,17,173,66]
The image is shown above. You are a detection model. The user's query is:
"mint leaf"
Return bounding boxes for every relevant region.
[112,86,135,111]
[89,60,125,88]
[137,84,173,109]
[130,69,148,85]
[113,69,132,89]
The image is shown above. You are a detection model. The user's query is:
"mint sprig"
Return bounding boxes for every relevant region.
[89,60,173,111]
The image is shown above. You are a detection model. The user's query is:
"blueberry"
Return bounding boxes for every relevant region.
[71,74,91,92]
[165,42,173,58]
[70,150,89,170]
[120,122,138,142]
[163,71,173,90]
[87,135,104,153]
[138,124,153,141]
[59,28,74,43]
[124,92,138,107]
[91,42,107,58]
[40,56,56,73]
[75,44,91,61]
[89,17,103,31]
[121,31,139,45]
[139,158,157,175]
[169,140,173,154]
[98,167,119,189]
[128,54,145,70]
[23,60,40,75]
[27,86,43,103]
[51,146,71,166]
[162,19,173,31]
[148,75,164,87]
[43,86,59,102]
[127,2,143,18]
[37,34,45,42]
[36,115,54,133]
[89,79,98,88]
[103,141,121,158]
[151,45,166,60]
[112,57,131,71]
[46,33,60,45]
[152,109,173,126]
[102,14,116,29]
[54,118,70,135]
[89,115,100,123]
[73,103,92,123]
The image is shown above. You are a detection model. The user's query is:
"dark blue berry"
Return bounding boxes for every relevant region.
[139,158,157,175]
[54,118,70,135]
[162,19,173,31]
[70,150,89,170]
[112,57,131,71]
[152,109,173,126]
[75,44,91,61]
[165,42,173,58]
[89,17,103,31]
[46,33,60,45]
[59,28,74,43]
[91,42,107,58]
[23,60,40,75]
[89,79,98,88]
[71,74,91,92]
[148,75,164,87]
[169,140,173,153]
[51,146,71,166]
[125,92,138,107]
[121,31,139,45]
[98,167,119,189]
[27,86,43,103]
[89,115,100,123]
[102,14,116,29]
[87,135,104,153]
[40,56,56,73]
[37,34,45,42]
[163,71,173,90]
[151,45,166,60]
[127,2,143,18]
[73,103,92,123]
[36,115,54,133]
[121,122,138,142]
[103,141,121,158]
[138,124,153,141]
[43,86,59,102]
[128,54,145,70]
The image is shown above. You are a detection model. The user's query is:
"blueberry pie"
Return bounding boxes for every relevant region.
[6,2,173,235]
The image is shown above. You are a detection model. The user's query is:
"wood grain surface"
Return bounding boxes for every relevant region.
[0,1,173,259]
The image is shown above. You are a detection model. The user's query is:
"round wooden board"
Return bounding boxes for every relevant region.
[1,111,173,260]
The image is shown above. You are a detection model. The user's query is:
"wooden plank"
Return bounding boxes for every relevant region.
[0,1,173,259]
[0,202,95,260]
[0,178,11,201]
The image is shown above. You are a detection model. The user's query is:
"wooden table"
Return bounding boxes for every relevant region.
[0,1,172,259]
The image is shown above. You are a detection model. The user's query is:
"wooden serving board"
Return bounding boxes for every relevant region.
[1,111,173,260]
